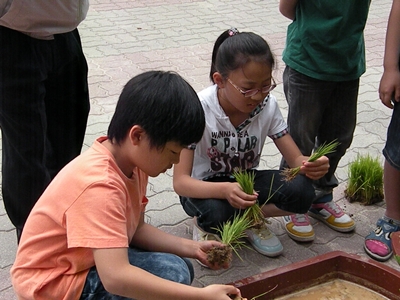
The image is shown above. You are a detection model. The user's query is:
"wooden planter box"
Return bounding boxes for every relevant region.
[230,251,400,299]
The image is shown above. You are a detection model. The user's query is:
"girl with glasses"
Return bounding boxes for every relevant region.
[173,28,330,259]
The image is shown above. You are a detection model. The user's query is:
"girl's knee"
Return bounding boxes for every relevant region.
[280,176,315,213]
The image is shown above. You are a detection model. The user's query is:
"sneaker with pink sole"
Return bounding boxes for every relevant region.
[308,200,355,232]
[282,214,315,242]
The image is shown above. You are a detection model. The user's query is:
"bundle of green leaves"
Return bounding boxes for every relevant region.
[210,213,253,264]
[206,169,257,265]
[345,154,383,205]
[281,140,339,181]
[232,170,264,228]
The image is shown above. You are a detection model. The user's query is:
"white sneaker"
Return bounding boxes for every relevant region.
[282,214,315,242]
[309,201,355,232]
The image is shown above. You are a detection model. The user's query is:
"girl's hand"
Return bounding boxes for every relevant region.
[201,285,243,300]
[223,182,258,209]
[300,155,329,180]
[195,240,231,269]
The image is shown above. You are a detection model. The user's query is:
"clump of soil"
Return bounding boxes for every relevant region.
[344,189,383,205]
[207,244,232,266]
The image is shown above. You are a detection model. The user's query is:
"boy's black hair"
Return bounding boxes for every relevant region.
[209,29,275,83]
[108,71,205,149]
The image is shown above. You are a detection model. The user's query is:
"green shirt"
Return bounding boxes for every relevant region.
[282,1,370,81]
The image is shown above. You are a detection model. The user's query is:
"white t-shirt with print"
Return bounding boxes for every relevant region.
[192,84,287,180]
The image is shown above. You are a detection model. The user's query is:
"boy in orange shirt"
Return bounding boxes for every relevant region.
[11,71,242,300]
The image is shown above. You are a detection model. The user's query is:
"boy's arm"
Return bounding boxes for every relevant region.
[279,0,298,20]
[173,148,257,209]
[92,247,240,299]
[130,215,228,268]
[379,0,400,108]
[275,134,329,180]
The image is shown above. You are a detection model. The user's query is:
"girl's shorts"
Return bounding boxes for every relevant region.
[383,101,400,170]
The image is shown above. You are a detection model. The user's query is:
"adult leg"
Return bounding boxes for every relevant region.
[80,248,193,300]
[306,79,357,232]
[281,67,358,189]
[0,28,89,240]
[280,66,355,237]
[0,27,53,236]
[45,29,90,177]
[279,67,332,240]
[315,79,359,190]
[280,66,329,168]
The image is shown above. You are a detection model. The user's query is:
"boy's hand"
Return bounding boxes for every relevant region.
[223,182,258,210]
[196,240,231,269]
[202,285,243,300]
[300,155,330,180]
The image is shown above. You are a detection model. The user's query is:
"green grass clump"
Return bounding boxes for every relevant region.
[233,169,282,228]
[232,169,265,227]
[345,154,383,205]
[232,169,255,194]
[207,169,257,266]
[209,169,284,266]
[281,140,339,181]
[213,213,253,259]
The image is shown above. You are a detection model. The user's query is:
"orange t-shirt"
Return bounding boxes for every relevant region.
[11,137,148,300]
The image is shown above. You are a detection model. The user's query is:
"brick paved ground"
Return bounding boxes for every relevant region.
[0,1,398,299]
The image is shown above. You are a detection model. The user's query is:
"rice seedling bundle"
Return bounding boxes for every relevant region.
[345,154,383,205]
[206,169,257,266]
[281,140,339,182]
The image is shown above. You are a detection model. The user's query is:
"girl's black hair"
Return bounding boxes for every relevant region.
[107,70,205,149]
[209,28,275,82]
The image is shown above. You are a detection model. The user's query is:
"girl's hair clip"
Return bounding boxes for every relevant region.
[228,27,239,36]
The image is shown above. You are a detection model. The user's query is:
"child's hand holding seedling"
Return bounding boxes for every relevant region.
[202,170,258,267]
[228,169,259,209]
[299,155,330,180]
[223,181,258,210]
[196,240,232,269]
[281,140,339,181]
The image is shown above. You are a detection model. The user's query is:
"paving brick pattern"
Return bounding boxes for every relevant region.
[0,0,399,298]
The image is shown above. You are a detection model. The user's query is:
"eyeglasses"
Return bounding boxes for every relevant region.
[227,78,276,98]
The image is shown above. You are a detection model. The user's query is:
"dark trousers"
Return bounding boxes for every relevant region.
[281,66,359,190]
[0,26,90,236]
